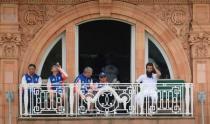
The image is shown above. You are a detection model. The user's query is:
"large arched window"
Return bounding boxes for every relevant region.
[37,26,173,81]
[145,32,173,79]
[76,20,136,82]
[38,33,66,79]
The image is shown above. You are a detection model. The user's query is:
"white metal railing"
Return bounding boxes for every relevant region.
[19,83,193,117]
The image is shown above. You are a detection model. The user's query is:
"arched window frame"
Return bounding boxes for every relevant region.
[145,32,174,79]
[75,19,136,82]
[38,33,66,76]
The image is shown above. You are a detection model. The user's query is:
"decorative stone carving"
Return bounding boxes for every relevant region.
[24,10,45,25]
[19,4,72,52]
[139,5,192,60]
[151,5,191,39]
[18,2,192,61]
[189,33,210,59]
[171,10,186,25]
[0,33,22,58]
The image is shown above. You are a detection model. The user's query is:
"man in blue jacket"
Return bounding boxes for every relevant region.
[74,67,94,112]
[21,64,42,115]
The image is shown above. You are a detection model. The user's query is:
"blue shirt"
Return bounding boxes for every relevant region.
[22,73,42,93]
[48,73,63,94]
[24,74,40,83]
[74,74,92,94]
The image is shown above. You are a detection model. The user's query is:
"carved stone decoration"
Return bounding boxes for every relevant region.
[171,10,186,25]
[0,33,22,58]
[18,2,192,62]
[139,5,192,60]
[24,10,45,25]
[137,5,192,41]
[153,5,191,39]
[189,33,210,59]
[19,4,72,53]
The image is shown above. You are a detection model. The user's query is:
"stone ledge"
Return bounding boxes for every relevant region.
[18,116,195,120]
[18,116,195,124]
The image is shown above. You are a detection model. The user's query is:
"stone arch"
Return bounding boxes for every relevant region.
[19,1,191,82]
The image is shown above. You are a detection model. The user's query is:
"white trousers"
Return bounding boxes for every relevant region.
[135,89,157,114]
[23,89,29,115]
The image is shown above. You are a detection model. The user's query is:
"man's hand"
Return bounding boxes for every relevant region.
[80,94,86,100]
[56,63,62,69]
[153,63,161,78]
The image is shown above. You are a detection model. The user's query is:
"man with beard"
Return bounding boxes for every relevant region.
[135,63,161,115]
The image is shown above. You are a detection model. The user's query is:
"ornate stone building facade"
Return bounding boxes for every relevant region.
[0,0,210,124]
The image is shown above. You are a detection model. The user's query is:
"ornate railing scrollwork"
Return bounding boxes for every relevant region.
[19,83,193,117]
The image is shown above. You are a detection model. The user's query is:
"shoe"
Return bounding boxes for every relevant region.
[23,112,29,116]
[140,112,144,116]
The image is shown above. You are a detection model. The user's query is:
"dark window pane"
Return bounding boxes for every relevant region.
[79,20,131,82]
[148,39,170,79]
[41,39,62,79]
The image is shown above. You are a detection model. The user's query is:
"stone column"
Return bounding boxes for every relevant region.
[189,32,210,124]
[0,4,20,124]
[135,23,146,79]
[65,23,76,82]
[191,4,210,124]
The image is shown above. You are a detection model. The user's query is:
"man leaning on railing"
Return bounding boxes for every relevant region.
[135,63,161,115]
[74,66,94,113]
[21,64,42,116]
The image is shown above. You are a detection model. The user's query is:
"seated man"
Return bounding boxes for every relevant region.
[47,63,68,109]
[21,64,42,115]
[74,67,94,97]
[74,67,94,112]
[94,72,110,112]
[95,72,109,90]
[135,63,161,115]
[84,72,109,113]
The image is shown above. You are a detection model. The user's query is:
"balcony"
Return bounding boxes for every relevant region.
[19,82,193,118]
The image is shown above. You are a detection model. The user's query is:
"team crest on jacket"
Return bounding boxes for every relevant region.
[27,77,31,81]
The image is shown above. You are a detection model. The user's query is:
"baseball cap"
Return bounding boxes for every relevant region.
[99,72,107,78]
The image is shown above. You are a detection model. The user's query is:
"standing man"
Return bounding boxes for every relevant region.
[135,63,161,115]
[21,64,42,115]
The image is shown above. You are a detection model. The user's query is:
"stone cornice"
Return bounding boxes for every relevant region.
[1,0,210,5]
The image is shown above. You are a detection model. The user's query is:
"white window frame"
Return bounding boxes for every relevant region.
[130,26,136,82]
[75,26,79,78]
[145,32,174,79]
[38,33,66,75]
